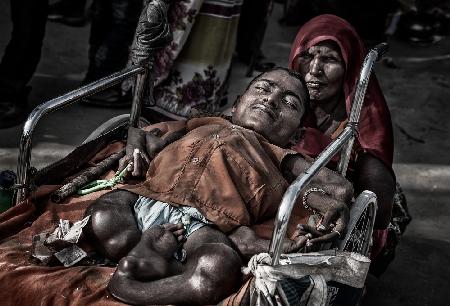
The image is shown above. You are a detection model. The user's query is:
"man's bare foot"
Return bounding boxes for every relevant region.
[117,223,185,281]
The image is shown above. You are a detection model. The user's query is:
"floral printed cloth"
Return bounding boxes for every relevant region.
[151,0,243,116]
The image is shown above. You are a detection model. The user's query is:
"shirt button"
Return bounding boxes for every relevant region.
[230,125,237,130]
[191,157,199,163]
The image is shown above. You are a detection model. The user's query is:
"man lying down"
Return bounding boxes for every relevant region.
[84,67,353,305]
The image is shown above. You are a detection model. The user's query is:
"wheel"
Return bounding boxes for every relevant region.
[337,190,378,256]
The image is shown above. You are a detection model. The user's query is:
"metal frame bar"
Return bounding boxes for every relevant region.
[335,190,377,256]
[268,43,389,266]
[15,65,147,204]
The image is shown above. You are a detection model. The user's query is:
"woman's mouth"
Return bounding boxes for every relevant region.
[306,81,324,89]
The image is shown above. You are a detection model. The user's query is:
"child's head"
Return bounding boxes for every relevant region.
[232,67,309,147]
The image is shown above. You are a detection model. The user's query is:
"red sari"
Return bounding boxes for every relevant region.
[289,15,394,257]
[288,14,394,170]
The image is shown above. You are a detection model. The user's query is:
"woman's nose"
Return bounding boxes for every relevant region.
[309,57,323,76]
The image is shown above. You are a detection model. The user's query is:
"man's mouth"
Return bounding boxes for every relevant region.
[252,104,276,120]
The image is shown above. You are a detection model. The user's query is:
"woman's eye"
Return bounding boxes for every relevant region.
[299,54,312,61]
[325,56,339,63]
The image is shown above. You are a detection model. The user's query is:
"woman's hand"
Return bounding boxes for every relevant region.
[304,191,349,229]
[294,196,350,250]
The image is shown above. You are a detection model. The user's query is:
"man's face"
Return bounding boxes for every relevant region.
[232,69,307,147]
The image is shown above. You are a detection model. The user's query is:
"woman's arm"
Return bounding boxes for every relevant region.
[280,155,352,243]
[281,154,354,204]
[354,153,395,229]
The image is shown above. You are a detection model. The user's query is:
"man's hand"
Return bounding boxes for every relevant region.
[118,127,185,179]
[118,147,150,178]
[118,127,158,178]
[282,233,309,253]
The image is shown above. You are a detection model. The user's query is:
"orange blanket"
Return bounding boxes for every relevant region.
[0,139,307,305]
[0,143,127,305]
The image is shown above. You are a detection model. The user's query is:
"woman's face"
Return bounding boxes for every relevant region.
[296,40,345,105]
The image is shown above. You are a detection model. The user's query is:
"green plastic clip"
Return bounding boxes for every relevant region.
[77,162,132,195]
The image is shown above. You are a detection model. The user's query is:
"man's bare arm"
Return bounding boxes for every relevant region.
[118,126,186,177]
[228,226,308,259]
[145,128,186,159]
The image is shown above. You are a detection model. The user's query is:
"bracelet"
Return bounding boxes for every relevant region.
[302,187,327,215]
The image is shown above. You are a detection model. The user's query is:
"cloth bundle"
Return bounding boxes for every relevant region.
[243,251,371,306]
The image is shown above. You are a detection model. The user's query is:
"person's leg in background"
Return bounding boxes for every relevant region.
[235,0,272,75]
[48,0,88,27]
[83,0,111,84]
[0,0,48,129]
[82,0,143,107]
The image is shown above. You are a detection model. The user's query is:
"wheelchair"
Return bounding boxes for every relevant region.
[6,1,389,305]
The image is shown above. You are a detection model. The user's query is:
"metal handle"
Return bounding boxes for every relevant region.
[15,66,147,204]
[337,42,389,175]
[15,0,173,204]
[374,42,389,61]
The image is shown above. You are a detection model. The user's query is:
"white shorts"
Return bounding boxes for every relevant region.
[133,196,212,237]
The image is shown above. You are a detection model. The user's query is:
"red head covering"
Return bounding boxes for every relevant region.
[289,14,394,168]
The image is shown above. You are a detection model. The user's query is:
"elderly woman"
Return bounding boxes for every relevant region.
[288,14,396,258]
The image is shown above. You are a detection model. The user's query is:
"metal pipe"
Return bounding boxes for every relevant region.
[129,68,149,127]
[336,136,355,175]
[337,43,388,176]
[269,126,354,265]
[16,66,146,204]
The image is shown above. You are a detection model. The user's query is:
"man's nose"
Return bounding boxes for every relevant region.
[309,57,323,76]
[262,93,280,108]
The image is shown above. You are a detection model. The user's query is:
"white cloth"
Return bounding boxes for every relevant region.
[133,196,212,236]
[244,251,371,306]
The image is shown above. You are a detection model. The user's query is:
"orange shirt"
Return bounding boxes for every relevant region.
[125,117,300,233]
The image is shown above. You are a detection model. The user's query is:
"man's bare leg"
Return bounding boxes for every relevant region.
[109,226,243,305]
[84,189,141,261]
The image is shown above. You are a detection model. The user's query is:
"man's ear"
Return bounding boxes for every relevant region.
[231,106,236,115]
